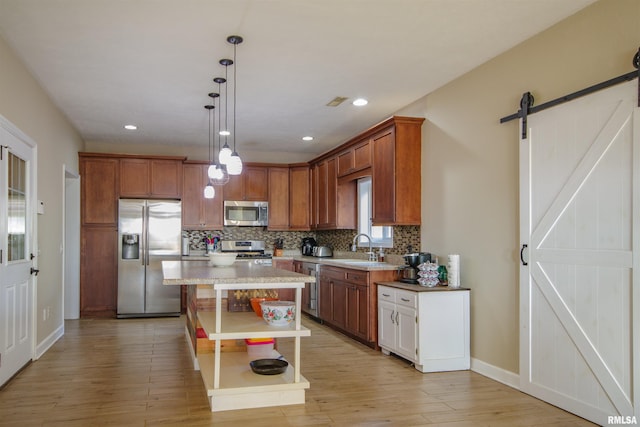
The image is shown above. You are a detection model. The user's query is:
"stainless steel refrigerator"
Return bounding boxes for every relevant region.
[117,199,182,318]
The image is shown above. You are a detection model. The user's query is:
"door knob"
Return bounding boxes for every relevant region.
[30,267,40,276]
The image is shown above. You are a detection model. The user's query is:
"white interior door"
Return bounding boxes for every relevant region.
[0,123,36,387]
[519,80,639,425]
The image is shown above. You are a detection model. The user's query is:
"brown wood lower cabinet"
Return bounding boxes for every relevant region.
[317,265,396,347]
[273,258,294,271]
[80,226,118,317]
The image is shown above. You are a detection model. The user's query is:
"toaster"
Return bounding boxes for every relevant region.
[312,246,333,257]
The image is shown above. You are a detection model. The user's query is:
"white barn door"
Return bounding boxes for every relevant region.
[520,80,639,425]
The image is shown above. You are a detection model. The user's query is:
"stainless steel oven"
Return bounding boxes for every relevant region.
[299,261,319,318]
[220,240,272,265]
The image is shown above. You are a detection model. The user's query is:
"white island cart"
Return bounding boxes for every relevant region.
[162,260,312,412]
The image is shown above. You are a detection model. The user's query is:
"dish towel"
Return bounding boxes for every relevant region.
[448,254,460,288]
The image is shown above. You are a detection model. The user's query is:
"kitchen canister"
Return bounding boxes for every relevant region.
[448,254,460,288]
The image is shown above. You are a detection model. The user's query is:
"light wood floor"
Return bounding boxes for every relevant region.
[0,316,596,426]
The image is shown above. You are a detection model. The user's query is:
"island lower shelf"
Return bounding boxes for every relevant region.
[197,350,310,412]
[197,310,311,339]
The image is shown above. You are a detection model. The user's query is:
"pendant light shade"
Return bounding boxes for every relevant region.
[203,182,215,199]
[207,164,221,180]
[227,151,243,175]
[218,145,232,165]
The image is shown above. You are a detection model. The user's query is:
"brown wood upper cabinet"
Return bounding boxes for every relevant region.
[79,154,119,226]
[268,165,312,231]
[288,165,311,230]
[120,157,183,199]
[223,166,268,201]
[337,140,371,177]
[371,117,424,225]
[311,157,356,230]
[267,167,290,230]
[182,162,223,229]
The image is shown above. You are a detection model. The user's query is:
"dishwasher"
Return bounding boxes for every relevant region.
[299,262,320,318]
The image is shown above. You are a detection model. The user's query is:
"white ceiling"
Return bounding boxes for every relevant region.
[0,0,596,160]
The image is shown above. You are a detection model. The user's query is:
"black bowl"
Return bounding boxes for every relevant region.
[249,358,288,375]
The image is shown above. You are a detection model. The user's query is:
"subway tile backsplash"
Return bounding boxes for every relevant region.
[184,226,420,256]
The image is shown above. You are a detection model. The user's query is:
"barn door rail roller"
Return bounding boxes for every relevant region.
[500,47,640,139]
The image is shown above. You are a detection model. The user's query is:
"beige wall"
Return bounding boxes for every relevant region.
[398,0,639,374]
[0,37,84,345]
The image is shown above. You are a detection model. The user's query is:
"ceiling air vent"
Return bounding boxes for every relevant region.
[326,96,348,107]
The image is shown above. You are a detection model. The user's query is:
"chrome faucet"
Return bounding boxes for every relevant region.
[352,233,376,261]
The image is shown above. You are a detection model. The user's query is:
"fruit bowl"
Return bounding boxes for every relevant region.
[207,252,237,267]
[259,300,296,326]
[250,297,278,317]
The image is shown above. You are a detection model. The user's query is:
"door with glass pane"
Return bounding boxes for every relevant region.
[0,125,35,387]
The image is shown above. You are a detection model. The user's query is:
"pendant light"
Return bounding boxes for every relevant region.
[209,78,229,185]
[226,35,243,176]
[203,103,216,199]
[218,58,233,165]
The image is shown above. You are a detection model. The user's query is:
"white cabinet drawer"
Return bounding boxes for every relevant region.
[378,286,395,303]
[378,286,417,308]
[395,290,417,308]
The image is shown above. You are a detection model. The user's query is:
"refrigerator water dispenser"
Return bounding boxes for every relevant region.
[121,233,139,259]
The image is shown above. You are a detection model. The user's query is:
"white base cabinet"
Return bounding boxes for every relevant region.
[378,285,470,373]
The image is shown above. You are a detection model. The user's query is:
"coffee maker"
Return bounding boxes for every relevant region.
[399,251,431,284]
[301,237,317,256]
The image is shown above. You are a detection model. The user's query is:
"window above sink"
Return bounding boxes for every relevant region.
[357,177,393,248]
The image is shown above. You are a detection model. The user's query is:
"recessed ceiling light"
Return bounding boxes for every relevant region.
[302,136,314,141]
[352,98,368,106]
[124,124,138,130]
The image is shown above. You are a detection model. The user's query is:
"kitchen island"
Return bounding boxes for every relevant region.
[162,260,314,412]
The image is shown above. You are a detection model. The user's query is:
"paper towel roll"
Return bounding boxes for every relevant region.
[182,236,190,256]
[448,254,460,288]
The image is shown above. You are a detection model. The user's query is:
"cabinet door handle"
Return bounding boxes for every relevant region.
[382,293,391,297]
[395,312,399,324]
[390,310,395,324]
[400,297,410,302]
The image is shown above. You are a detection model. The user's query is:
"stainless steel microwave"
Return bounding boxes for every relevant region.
[223,201,268,226]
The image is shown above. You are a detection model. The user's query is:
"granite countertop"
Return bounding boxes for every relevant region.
[181,252,402,271]
[162,260,316,286]
[290,255,402,271]
[377,281,470,292]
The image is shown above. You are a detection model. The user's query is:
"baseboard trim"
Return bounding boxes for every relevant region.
[470,357,520,390]
[35,323,64,360]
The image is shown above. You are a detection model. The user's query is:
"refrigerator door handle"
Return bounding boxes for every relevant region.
[141,205,147,266]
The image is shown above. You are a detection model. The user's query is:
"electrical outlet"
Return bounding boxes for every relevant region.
[42,308,46,321]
